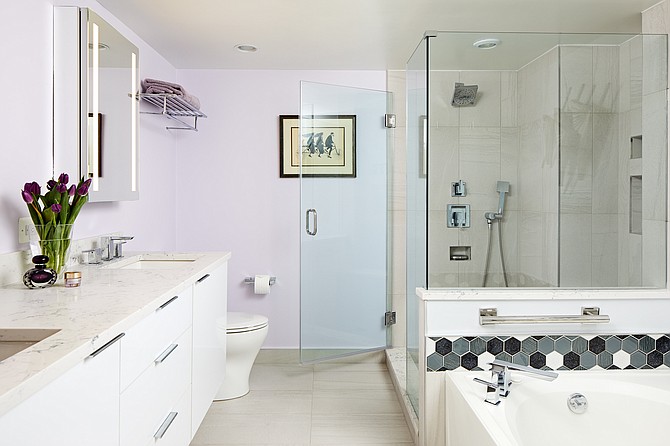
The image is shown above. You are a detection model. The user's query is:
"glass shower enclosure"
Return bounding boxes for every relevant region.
[406,31,668,414]
[300,81,393,364]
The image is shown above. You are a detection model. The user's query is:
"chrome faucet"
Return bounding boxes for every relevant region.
[101,236,134,260]
[473,359,558,405]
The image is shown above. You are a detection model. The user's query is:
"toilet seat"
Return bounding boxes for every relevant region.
[222,312,268,334]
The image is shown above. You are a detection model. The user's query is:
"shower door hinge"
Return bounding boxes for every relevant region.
[384,311,397,326]
[385,114,396,128]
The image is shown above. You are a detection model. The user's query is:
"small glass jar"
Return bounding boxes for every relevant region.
[64,271,82,288]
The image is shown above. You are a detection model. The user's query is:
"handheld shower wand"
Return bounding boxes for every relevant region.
[483,181,510,287]
[485,181,510,223]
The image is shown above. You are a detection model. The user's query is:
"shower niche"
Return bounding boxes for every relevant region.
[407,31,668,290]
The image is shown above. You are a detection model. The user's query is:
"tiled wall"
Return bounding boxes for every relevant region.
[426,333,670,372]
[428,70,521,287]
[517,48,559,286]
[425,39,666,289]
[560,45,621,286]
[427,49,560,288]
[559,38,666,288]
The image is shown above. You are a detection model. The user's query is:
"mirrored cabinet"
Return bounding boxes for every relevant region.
[54,7,139,202]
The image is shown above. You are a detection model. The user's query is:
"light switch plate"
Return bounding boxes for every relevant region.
[18,217,32,243]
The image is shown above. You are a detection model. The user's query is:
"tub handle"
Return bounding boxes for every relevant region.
[479,307,610,325]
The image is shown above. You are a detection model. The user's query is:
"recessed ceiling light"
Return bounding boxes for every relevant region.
[235,44,258,53]
[473,38,500,50]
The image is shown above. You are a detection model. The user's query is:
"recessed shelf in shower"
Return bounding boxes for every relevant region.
[630,135,642,159]
[450,246,471,261]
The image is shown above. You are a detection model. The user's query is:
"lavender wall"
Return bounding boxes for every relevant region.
[0,1,387,348]
[0,0,54,254]
[174,70,387,348]
[0,0,179,255]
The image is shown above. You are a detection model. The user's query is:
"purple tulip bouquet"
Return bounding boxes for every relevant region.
[21,173,91,275]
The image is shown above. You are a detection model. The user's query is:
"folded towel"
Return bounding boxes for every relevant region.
[141,78,201,110]
[142,78,185,95]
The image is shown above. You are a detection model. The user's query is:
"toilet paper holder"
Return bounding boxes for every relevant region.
[243,276,277,286]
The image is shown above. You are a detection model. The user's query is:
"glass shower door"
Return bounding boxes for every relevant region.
[300,81,391,364]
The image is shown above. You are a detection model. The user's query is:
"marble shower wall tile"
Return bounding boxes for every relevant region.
[643,219,667,288]
[560,112,593,213]
[459,127,502,212]
[501,128,520,212]
[501,71,518,128]
[459,71,501,127]
[593,46,619,113]
[560,213,593,287]
[642,89,668,223]
[591,214,619,287]
[427,210,459,286]
[560,46,593,113]
[630,36,643,111]
[592,113,619,214]
[428,126,459,211]
[643,34,668,95]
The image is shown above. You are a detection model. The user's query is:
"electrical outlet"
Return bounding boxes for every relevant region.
[18,217,32,244]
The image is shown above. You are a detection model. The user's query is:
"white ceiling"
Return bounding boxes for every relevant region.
[96,0,663,70]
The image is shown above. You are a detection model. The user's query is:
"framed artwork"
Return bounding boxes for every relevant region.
[279,114,356,177]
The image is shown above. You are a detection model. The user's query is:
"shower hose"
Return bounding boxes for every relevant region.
[482,220,508,287]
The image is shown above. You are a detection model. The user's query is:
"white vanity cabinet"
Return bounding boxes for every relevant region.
[0,333,123,446]
[120,287,193,446]
[192,262,228,436]
[0,254,230,446]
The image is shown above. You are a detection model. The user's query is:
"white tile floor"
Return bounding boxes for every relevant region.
[190,360,414,445]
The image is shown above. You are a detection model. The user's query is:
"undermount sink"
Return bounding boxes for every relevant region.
[0,328,61,362]
[104,254,197,270]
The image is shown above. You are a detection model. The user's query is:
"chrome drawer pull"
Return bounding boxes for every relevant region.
[154,411,178,439]
[154,344,178,364]
[158,295,179,310]
[88,333,125,358]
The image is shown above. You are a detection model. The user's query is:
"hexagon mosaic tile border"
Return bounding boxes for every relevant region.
[426,334,670,372]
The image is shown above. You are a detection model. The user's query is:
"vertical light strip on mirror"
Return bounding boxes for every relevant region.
[91,22,100,191]
[131,52,137,192]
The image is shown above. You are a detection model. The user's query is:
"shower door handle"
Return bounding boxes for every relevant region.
[306,208,317,236]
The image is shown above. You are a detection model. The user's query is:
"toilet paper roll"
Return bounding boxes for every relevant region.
[254,275,271,295]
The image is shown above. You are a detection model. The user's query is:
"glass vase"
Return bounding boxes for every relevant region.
[28,224,75,277]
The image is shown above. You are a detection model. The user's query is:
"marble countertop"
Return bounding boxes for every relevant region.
[0,251,231,417]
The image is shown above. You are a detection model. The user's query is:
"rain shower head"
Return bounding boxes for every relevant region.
[451,82,478,106]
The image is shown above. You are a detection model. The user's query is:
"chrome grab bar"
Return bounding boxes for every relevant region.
[305,209,317,236]
[479,307,609,325]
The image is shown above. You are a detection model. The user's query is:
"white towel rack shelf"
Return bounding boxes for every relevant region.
[139,93,207,131]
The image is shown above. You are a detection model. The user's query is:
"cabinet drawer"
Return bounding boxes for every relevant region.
[147,387,192,446]
[120,286,192,390]
[121,328,192,446]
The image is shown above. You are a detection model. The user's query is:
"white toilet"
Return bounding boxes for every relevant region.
[214,312,269,400]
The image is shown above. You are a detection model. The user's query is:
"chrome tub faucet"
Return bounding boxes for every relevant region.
[474,359,558,405]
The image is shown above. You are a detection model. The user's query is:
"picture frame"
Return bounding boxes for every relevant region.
[279,114,356,177]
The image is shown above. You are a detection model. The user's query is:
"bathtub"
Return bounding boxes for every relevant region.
[445,370,670,446]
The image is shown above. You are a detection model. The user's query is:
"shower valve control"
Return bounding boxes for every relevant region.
[447,204,470,228]
[451,180,466,197]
